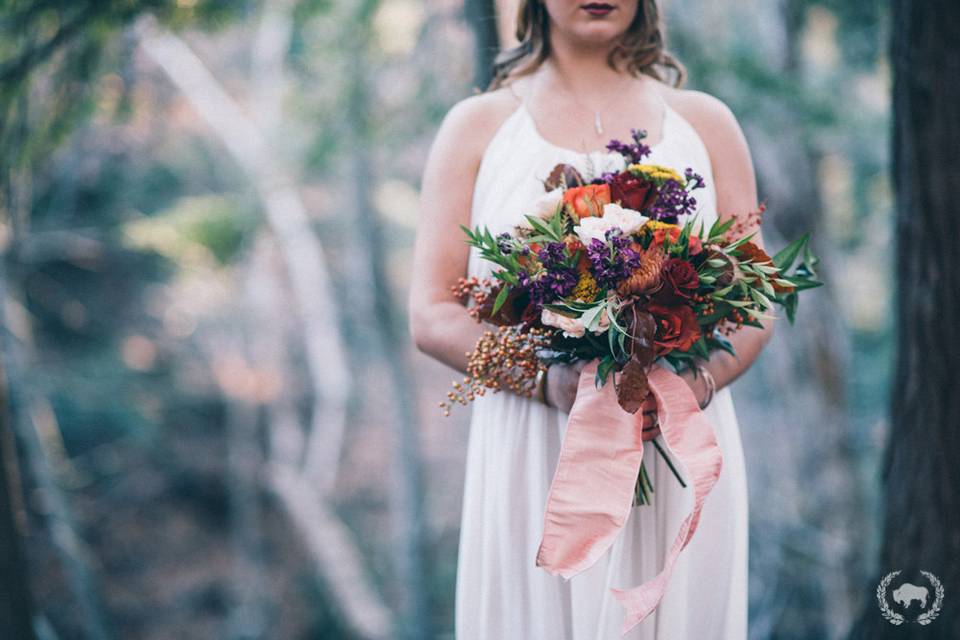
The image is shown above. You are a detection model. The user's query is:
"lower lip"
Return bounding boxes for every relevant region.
[583,5,614,16]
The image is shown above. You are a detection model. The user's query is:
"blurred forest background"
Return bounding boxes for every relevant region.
[0,0,900,639]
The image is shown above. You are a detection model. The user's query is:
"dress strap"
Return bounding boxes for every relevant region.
[505,77,530,109]
[652,89,671,147]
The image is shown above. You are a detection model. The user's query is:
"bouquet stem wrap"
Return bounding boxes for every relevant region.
[535,360,723,636]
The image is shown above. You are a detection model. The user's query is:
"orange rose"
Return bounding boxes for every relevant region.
[652,225,703,255]
[563,184,611,219]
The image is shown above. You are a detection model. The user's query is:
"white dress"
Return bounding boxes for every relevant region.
[455,99,749,640]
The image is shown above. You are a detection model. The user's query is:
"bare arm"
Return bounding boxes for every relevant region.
[668,90,776,400]
[408,92,517,373]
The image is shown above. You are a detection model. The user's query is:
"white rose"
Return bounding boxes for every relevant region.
[573,203,647,245]
[532,187,564,219]
[573,216,615,245]
[517,188,563,230]
[601,203,649,235]
[541,308,586,338]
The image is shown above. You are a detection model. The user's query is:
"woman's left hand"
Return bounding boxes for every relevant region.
[640,393,660,441]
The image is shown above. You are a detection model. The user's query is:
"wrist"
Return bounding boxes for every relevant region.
[681,363,715,409]
[534,366,550,406]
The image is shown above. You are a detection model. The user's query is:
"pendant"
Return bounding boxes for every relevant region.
[594,111,603,136]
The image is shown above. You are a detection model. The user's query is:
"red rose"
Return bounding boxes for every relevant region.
[647,303,701,356]
[651,258,699,305]
[610,172,658,212]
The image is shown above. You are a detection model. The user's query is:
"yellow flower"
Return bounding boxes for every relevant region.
[572,272,600,302]
[641,220,677,233]
[628,163,684,184]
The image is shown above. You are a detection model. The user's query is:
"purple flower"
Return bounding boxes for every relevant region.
[606,129,652,165]
[647,178,699,224]
[586,230,641,289]
[518,241,578,307]
[684,168,705,190]
[496,232,514,255]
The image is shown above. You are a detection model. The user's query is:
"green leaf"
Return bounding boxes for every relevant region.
[749,288,772,309]
[784,275,823,291]
[491,284,511,315]
[596,356,617,387]
[785,293,799,324]
[724,231,757,252]
[708,216,736,240]
[772,233,809,271]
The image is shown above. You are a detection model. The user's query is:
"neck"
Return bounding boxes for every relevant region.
[545,33,626,92]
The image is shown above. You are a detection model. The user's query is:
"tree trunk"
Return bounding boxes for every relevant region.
[464,0,500,90]
[0,356,36,640]
[136,16,394,638]
[848,1,960,638]
[343,5,430,638]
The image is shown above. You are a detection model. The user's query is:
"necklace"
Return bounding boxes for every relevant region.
[546,67,634,136]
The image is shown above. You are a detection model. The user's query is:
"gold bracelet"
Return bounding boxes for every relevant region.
[694,363,716,410]
[534,367,549,406]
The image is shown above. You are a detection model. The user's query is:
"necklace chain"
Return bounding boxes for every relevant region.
[546,66,634,136]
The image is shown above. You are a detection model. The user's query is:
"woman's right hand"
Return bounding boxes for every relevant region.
[545,363,662,441]
[544,361,587,414]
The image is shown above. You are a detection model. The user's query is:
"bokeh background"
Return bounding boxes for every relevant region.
[0,1,895,639]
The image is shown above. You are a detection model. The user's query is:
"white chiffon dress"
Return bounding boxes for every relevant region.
[455,97,749,640]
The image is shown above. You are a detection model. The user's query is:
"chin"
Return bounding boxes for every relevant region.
[547,1,636,48]
[569,22,627,46]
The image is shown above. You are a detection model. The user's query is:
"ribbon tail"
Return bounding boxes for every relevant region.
[609,366,724,636]
[535,360,646,578]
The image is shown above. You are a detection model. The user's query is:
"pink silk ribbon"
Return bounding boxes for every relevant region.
[535,360,723,636]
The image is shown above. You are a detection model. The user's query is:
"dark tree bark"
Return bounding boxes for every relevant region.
[0,358,36,640]
[849,1,960,638]
[464,0,500,90]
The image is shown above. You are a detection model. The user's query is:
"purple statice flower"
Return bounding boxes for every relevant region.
[606,129,652,165]
[647,178,699,224]
[586,230,641,289]
[519,241,577,307]
[496,232,514,255]
[684,168,705,191]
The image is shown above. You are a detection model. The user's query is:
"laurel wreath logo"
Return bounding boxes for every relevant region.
[876,570,945,626]
[916,570,945,625]
[877,571,905,625]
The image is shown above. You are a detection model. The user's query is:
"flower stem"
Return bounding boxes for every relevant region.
[652,438,687,488]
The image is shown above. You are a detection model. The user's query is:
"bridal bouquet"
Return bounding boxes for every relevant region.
[442,129,821,503]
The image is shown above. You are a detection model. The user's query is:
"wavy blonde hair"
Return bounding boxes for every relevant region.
[487,0,686,91]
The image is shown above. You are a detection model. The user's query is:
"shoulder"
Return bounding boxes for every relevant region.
[657,85,753,169]
[430,86,522,164]
[656,84,760,220]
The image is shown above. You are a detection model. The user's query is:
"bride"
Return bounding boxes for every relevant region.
[409,1,773,637]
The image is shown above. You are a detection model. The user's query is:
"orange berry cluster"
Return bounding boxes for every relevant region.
[439,326,550,417]
[451,276,493,321]
[692,292,717,317]
[717,308,748,336]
